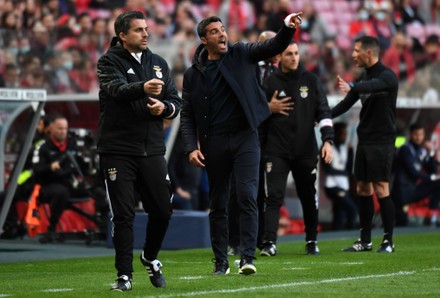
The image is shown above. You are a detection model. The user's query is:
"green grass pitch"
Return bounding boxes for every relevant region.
[0,232,439,297]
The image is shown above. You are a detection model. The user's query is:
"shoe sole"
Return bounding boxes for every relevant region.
[260,251,275,257]
[239,265,256,275]
[212,268,230,275]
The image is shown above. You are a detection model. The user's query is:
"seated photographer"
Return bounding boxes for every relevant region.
[392,123,440,226]
[33,113,90,243]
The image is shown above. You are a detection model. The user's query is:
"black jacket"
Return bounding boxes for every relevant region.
[331,61,398,145]
[180,25,296,155]
[33,137,87,189]
[392,141,437,201]
[97,37,181,156]
[262,64,334,159]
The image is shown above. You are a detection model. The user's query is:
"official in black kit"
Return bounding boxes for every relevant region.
[180,13,303,275]
[332,36,398,253]
[97,10,181,291]
[260,41,334,257]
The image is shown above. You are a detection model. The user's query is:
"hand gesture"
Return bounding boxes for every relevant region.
[147,97,165,116]
[269,90,294,116]
[285,12,303,28]
[189,149,205,168]
[337,75,351,94]
[144,78,164,95]
[321,141,333,164]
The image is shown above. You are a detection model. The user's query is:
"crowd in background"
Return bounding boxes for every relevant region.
[1,0,440,100]
[1,0,440,235]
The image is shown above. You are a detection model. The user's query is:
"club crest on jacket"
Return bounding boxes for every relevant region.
[153,66,162,79]
[108,168,117,181]
[299,86,309,98]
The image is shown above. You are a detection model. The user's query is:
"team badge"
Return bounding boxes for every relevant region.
[108,168,117,181]
[299,86,309,98]
[153,66,163,79]
[266,162,273,173]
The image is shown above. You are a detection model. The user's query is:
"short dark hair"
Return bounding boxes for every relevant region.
[409,123,424,132]
[355,35,380,56]
[114,10,146,39]
[197,16,222,38]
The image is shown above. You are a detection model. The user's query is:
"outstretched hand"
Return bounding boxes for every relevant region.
[285,12,303,28]
[337,75,351,94]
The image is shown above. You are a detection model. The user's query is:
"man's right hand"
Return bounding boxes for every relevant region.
[144,78,164,95]
[189,149,205,168]
[269,90,294,116]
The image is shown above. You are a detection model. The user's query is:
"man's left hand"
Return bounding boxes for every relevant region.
[147,97,165,116]
[321,141,333,164]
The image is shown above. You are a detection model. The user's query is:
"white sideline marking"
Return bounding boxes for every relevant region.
[147,271,415,297]
[42,288,73,293]
[179,276,205,280]
[0,294,12,297]
[282,267,308,271]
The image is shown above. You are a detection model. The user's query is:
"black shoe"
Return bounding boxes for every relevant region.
[342,239,373,252]
[111,275,132,291]
[238,256,256,275]
[306,241,320,255]
[260,242,277,257]
[140,252,166,288]
[212,259,230,275]
[376,239,395,253]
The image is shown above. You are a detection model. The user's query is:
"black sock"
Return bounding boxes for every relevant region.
[378,196,395,243]
[359,195,374,243]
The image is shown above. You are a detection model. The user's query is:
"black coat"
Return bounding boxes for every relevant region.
[180,25,296,156]
[262,64,334,158]
[97,37,181,156]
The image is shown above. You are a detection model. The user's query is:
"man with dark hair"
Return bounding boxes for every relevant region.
[260,41,334,257]
[180,12,302,275]
[332,35,399,253]
[97,10,181,291]
[392,123,440,226]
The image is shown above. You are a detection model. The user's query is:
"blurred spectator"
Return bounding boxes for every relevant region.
[422,34,440,66]
[323,122,358,230]
[217,0,256,32]
[349,5,377,40]
[296,2,334,45]
[419,0,440,24]
[265,0,291,32]
[33,113,90,243]
[394,0,425,27]
[382,31,416,91]
[392,123,440,226]
[1,64,20,88]
[168,130,202,210]
[1,10,23,30]
[371,3,397,50]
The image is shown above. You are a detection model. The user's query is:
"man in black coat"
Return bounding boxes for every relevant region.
[97,10,181,291]
[260,41,334,257]
[180,12,303,275]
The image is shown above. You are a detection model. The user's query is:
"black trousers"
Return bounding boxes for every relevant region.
[263,155,319,243]
[229,156,266,250]
[205,129,260,260]
[100,154,173,278]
